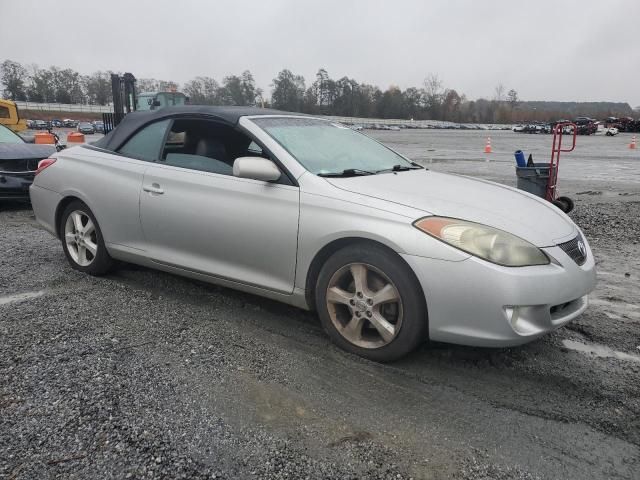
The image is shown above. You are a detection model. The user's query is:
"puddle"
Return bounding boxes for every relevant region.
[0,290,46,306]
[562,339,640,363]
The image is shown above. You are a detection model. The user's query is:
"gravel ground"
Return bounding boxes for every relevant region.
[1,130,639,479]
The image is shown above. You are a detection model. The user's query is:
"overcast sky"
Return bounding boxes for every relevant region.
[2,0,639,106]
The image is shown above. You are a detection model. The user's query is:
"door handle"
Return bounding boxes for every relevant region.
[143,183,164,194]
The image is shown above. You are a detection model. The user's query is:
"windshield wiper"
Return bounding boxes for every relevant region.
[317,168,376,177]
[376,164,424,173]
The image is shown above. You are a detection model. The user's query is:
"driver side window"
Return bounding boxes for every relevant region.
[158,119,269,177]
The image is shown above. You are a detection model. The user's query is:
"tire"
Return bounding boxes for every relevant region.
[60,200,113,275]
[315,243,427,362]
[556,196,574,213]
[552,198,568,212]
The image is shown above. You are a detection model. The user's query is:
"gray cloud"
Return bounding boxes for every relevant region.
[1,0,638,106]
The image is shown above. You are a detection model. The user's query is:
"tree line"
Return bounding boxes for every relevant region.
[1,59,635,123]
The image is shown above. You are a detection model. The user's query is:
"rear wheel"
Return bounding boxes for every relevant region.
[60,201,113,275]
[315,243,427,362]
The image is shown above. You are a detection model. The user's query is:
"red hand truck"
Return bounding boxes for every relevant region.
[546,122,576,213]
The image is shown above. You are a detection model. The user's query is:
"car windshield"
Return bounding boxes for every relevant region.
[252,117,412,175]
[0,125,24,144]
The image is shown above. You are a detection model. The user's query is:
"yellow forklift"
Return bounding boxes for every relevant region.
[0,99,27,133]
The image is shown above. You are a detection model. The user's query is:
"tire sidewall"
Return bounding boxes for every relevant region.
[557,196,575,213]
[60,200,112,275]
[315,243,428,362]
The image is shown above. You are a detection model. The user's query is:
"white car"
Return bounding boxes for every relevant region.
[513,125,524,132]
[29,106,597,361]
[605,127,619,136]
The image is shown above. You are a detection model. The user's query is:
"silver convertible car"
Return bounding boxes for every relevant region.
[30,106,596,361]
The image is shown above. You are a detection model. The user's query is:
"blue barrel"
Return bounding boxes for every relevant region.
[514,150,526,167]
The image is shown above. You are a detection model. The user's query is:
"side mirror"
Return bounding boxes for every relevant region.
[233,157,281,182]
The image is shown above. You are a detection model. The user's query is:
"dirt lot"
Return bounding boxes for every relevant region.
[1,130,639,479]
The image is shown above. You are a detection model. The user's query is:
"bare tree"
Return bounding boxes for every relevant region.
[494,84,505,101]
[507,89,519,109]
[137,78,160,92]
[423,73,443,118]
[506,89,519,122]
[183,76,220,105]
[423,73,442,97]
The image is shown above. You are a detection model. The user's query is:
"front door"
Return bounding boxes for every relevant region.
[139,118,300,294]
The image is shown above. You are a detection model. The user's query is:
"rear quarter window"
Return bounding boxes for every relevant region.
[118,119,170,161]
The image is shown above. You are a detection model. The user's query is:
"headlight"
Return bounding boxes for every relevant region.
[413,217,549,267]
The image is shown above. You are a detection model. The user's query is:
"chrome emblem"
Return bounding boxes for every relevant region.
[577,240,587,257]
[355,300,368,312]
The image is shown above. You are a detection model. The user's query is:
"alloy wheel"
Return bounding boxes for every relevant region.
[326,263,403,349]
[64,210,98,267]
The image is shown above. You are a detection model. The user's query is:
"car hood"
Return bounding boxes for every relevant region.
[0,143,56,161]
[326,169,576,247]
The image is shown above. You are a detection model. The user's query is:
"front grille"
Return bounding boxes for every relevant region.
[0,158,39,173]
[557,233,587,266]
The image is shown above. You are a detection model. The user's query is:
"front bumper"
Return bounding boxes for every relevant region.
[401,242,597,347]
[0,172,35,200]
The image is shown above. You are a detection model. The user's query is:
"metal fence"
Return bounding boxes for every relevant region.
[15,101,112,113]
[325,115,456,128]
[14,102,506,129]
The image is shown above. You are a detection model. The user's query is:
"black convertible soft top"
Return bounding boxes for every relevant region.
[93,106,303,151]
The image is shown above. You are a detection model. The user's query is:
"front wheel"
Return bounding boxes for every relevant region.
[315,243,427,362]
[60,200,113,275]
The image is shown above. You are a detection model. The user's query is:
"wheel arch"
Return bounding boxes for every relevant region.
[304,236,426,314]
[54,195,87,239]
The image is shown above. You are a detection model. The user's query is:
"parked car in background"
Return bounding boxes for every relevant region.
[0,124,56,201]
[576,123,597,135]
[34,120,49,130]
[512,124,524,132]
[77,122,95,134]
[63,119,77,128]
[25,120,35,129]
[93,121,105,133]
[574,117,597,136]
[605,127,619,136]
[50,119,63,128]
[30,106,597,361]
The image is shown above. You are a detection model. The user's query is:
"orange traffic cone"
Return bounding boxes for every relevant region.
[630,135,637,149]
[484,137,492,153]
